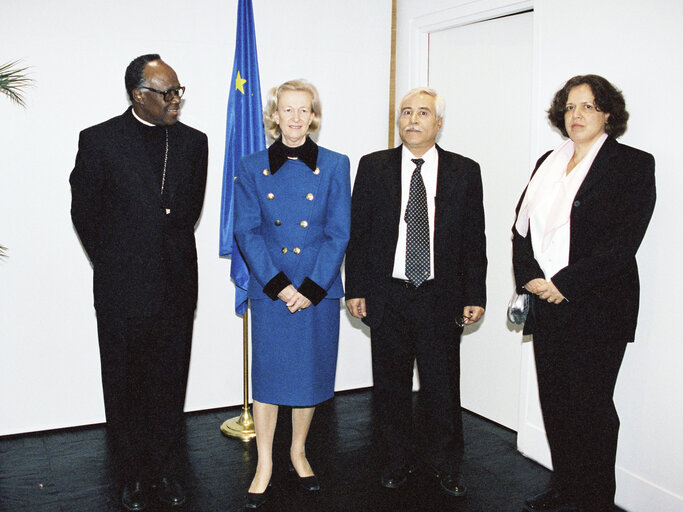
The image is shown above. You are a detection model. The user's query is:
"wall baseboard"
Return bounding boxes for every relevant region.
[517,423,683,512]
[615,465,683,512]
[516,420,551,470]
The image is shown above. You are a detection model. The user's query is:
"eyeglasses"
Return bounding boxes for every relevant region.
[138,86,186,102]
[455,313,475,328]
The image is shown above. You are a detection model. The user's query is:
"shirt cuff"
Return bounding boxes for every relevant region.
[262,271,291,301]
[298,277,327,306]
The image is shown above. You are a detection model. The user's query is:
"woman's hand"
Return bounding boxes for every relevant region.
[524,278,565,304]
[278,285,311,313]
[286,292,312,313]
[538,280,565,304]
[278,284,298,303]
[523,278,546,295]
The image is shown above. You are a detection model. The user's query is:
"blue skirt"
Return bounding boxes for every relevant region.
[250,298,340,406]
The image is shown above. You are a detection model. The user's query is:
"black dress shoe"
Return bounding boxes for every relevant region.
[122,481,149,511]
[288,463,320,491]
[524,488,577,511]
[438,472,467,497]
[156,477,186,507]
[245,483,271,509]
[380,466,408,489]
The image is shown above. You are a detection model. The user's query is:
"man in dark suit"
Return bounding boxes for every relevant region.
[70,54,207,511]
[345,87,487,497]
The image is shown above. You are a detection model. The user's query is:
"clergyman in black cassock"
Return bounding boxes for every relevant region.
[70,54,207,510]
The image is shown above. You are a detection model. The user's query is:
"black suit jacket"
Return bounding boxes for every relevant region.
[512,136,656,342]
[345,144,487,329]
[70,107,208,317]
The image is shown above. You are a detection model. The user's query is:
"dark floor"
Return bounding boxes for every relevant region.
[1,388,559,512]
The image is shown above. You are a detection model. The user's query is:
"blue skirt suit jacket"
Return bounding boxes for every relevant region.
[234,143,350,301]
[233,140,351,406]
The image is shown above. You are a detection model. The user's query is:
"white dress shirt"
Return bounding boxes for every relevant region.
[529,176,573,280]
[529,134,607,279]
[392,145,438,280]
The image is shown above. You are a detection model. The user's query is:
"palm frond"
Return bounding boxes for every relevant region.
[0,60,34,107]
[0,245,7,258]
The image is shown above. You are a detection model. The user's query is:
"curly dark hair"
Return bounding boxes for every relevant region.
[547,74,629,139]
[124,53,161,102]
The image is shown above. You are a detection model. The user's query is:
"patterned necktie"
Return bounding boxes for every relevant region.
[405,158,430,286]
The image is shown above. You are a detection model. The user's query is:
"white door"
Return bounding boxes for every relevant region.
[428,11,544,445]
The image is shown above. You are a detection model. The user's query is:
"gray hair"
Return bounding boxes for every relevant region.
[397,86,445,121]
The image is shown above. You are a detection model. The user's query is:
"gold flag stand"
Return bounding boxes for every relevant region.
[220,309,256,442]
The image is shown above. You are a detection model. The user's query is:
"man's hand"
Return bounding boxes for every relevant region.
[345,298,367,319]
[462,306,485,325]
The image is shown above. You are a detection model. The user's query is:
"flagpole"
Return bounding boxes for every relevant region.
[220,308,256,442]
[218,0,262,443]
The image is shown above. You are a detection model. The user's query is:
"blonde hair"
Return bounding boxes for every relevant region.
[263,79,322,139]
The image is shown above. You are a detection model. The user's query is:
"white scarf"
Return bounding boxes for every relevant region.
[515,133,607,251]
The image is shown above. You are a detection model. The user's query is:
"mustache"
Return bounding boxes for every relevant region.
[404,124,422,131]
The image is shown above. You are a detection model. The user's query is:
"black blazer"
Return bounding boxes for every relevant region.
[345,144,487,329]
[512,136,655,342]
[70,108,208,317]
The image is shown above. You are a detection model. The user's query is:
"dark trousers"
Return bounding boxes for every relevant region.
[370,279,463,474]
[534,334,627,509]
[96,304,194,484]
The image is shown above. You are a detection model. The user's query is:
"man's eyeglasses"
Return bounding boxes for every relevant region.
[138,86,186,102]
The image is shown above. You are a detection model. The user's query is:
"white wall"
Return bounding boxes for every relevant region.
[397,0,683,510]
[0,0,390,436]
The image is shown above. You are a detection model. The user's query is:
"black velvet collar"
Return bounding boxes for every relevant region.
[268,136,318,174]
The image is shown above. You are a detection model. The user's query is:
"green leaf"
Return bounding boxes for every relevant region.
[0,60,35,107]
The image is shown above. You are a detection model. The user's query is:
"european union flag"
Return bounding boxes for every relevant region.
[219,0,266,315]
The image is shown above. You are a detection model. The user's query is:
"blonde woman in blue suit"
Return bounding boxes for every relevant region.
[234,79,350,509]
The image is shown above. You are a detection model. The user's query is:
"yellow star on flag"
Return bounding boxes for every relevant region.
[235,70,247,94]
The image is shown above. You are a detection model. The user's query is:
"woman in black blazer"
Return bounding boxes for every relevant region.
[512,75,655,512]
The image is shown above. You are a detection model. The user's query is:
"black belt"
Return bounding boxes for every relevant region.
[390,277,435,290]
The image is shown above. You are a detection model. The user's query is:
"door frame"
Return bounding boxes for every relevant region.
[406,0,533,87]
